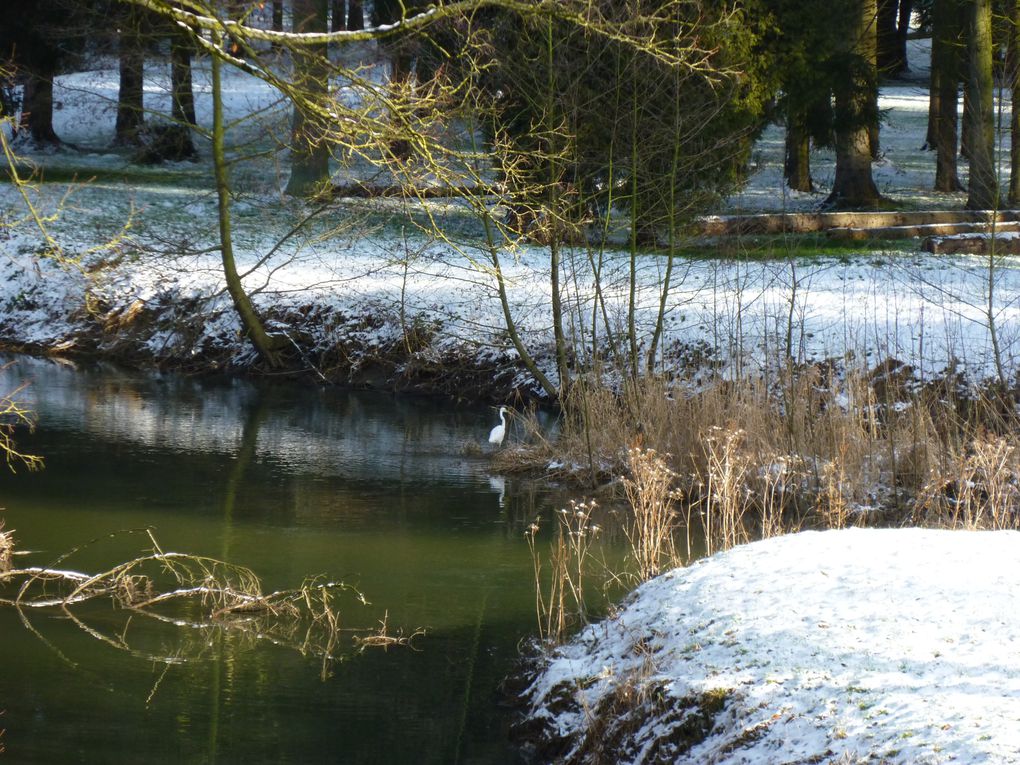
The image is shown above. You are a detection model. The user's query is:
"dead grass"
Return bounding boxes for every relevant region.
[0,523,12,574]
[526,499,603,644]
[518,363,1020,603]
[913,431,1020,529]
[622,447,684,580]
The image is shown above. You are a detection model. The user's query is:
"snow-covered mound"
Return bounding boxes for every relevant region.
[523,528,1020,764]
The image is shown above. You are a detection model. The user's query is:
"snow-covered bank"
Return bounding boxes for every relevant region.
[520,528,1020,764]
[4,225,1020,397]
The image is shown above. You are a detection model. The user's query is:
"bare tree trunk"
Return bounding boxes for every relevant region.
[895,0,912,72]
[285,0,331,197]
[877,0,902,76]
[115,15,145,145]
[826,0,882,208]
[924,61,940,150]
[170,30,196,125]
[1009,0,1020,204]
[960,85,972,159]
[210,31,284,368]
[22,74,60,145]
[331,0,345,31]
[547,19,569,393]
[933,0,963,191]
[784,110,813,192]
[271,0,284,52]
[863,0,881,158]
[965,0,997,210]
[347,0,364,30]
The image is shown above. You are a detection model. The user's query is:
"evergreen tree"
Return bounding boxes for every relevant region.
[966,0,997,209]
[285,0,331,197]
[825,0,882,208]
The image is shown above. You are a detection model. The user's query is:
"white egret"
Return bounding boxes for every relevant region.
[488,406,509,447]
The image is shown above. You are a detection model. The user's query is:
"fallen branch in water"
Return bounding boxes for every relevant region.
[0,527,425,679]
[352,610,427,651]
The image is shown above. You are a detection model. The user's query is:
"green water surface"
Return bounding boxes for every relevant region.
[0,357,554,764]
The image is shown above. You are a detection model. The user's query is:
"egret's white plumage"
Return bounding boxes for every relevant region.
[488,406,508,447]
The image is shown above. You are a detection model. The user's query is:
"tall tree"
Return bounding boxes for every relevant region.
[284,0,331,196]
[347,0,364,30]
[965,0,997,209]
[765,0,841,193]
[115,3,146,145]
[877,0,909,75]
[0,0,83,146]
[1009,0,1020,204]
[825,0,882,207]
[931,0,963,192]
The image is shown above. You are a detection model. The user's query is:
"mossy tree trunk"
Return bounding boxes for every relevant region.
[211,33,284,368]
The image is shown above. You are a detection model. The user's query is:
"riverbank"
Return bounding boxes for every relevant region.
[3,218,1020,404]
[3,45,1020,402]
[516,527,1020,764]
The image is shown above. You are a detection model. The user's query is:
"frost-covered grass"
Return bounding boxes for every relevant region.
[522,528,1020,764]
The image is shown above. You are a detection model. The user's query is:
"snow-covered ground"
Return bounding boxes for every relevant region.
[523,528,1020,764]
[1,38,1019,392]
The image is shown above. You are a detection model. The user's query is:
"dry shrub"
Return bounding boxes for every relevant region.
[0,523,13,574]
[517,363,1020,580]
[913,431,1020,529]
[526,499,603,644]
[622,447,683,581]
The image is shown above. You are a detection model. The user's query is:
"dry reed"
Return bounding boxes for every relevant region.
[0,523,12,574]
[526,499,602,644]
[518,363,1020,546]
[518,364,1020,645]
[621,447,683,581]
[913,431,1020,529]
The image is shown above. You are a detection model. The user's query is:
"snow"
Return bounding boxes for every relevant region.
[1,38,1018,391]
[526,528,1020,764]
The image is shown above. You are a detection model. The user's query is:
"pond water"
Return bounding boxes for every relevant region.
[0,356,566,764]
